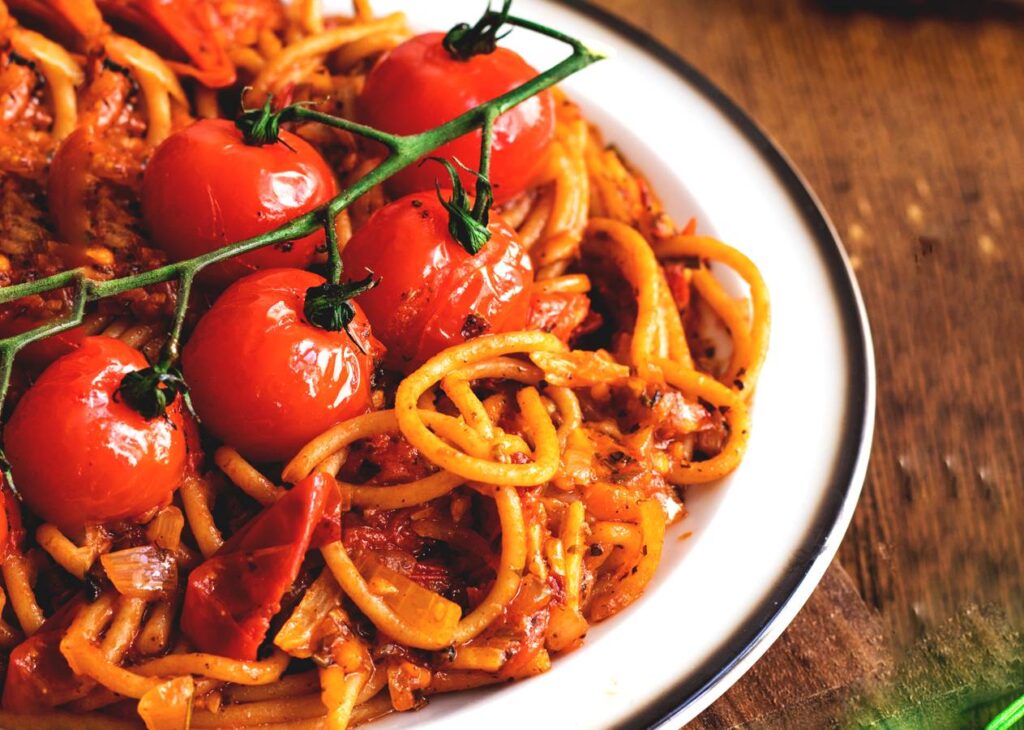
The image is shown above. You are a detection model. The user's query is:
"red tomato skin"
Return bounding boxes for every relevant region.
[3,337,187,531]
[358,32,555,203]
[342,193,534,372]
[141,119,338,288]
[181,269,378,463]
[2,599,91,712]
[181,472,332,660]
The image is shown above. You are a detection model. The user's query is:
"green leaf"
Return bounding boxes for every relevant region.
[235,94,308,147]
[116,365,188,421]
[428,157,494,255]
[303,274,379,351]
[443,0,514,60]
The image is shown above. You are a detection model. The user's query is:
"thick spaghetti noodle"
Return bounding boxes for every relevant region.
[0,1,769,728]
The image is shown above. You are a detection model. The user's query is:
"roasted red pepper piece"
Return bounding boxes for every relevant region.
[181,472,334,660]
[309,480,343,550]
[97,0,237,88]
[2,598,91,712]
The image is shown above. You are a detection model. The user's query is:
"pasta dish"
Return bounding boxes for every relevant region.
[0,0,769,727]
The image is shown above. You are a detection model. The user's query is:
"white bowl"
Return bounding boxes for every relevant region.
[342,1,876,727]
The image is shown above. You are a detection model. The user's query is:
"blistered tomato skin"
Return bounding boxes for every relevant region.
[3,337,187,531]
[342,193,534,372]
[358,32,556,203]
[182,269,379,463]
[141,119,338,288]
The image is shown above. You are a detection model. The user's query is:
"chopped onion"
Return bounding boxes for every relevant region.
[446,645,508,672]
[100,545,178,600]
[274,570,345,659]
[354,551,461,645]
[386,660,431,712]
[146,506,185,551]
[137,675,194,730]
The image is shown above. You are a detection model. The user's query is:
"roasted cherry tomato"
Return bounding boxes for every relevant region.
[3,337,187,530]
[141,119,338,288]
[182,269,378,463]
[182,472,333,660]
[358,32,555,202]
[342,193,534,371]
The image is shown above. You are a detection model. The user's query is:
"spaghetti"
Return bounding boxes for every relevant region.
[0,1,769,728]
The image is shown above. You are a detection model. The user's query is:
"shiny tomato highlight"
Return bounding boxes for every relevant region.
[4,337,187,531]
[342,193,534,371]
[181,269,379,463]
[141,119,338,288]
[358,32,555,202]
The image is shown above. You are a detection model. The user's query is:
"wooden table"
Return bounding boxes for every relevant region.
[585,1,1024,726]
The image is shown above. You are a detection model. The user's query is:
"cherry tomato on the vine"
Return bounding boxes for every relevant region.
[358,32,555,203]
[342,192,534,372]
[182,269,379,463]
[4,337,187,530]
[141,119,338,288]
[182,472,335,660]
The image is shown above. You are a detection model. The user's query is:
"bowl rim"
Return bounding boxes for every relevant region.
[549,2,877,727]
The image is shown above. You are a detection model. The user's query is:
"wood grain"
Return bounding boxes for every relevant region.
[584,0,1024,725]
[686,563,888,730]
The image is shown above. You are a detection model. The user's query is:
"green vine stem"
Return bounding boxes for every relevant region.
[0,14,603,424]
[323,208,344,286]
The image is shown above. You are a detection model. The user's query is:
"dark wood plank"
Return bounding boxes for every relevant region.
[686,563,888,730]
[583,0,1024,726]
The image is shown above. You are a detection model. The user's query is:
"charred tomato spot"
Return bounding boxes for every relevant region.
[460,313,491,340]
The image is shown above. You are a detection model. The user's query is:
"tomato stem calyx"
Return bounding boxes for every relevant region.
[304,275,378,351]
[116,364,188,421]
[236,96,300,147]
[443,0,514,61]
[0,12,605,419]
[430,157,494,255]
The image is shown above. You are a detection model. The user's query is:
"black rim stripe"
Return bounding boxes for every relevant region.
[548,2,877,727]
